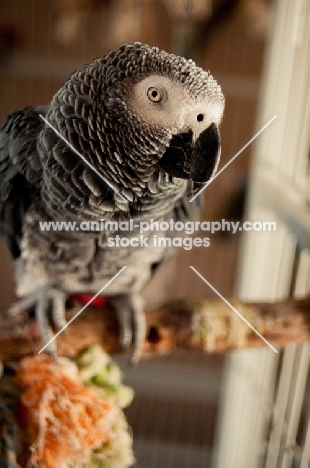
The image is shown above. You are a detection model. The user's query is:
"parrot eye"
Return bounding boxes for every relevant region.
[147,87,162,102]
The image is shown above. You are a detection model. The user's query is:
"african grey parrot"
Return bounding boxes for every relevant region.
[0,43,224,362]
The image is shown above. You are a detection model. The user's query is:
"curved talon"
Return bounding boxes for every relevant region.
[8,294,37,314]
[131,295,146,365]
[47,287,67,334]
[36,285,55,357]
[110,294,146,363]
[112,295,133,350]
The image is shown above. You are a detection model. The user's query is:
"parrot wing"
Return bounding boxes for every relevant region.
[0,106,47,258]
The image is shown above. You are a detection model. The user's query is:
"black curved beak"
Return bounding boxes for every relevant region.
[157,123,221,196]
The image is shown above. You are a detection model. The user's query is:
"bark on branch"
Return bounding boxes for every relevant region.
[0,298,309,362]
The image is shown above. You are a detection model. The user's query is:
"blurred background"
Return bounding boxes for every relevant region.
[0,0,309,467]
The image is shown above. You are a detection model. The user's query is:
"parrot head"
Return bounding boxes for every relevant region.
[99,43,225,197]
[47,43,225,206]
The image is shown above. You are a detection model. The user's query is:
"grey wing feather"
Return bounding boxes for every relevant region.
[0,106,47,258]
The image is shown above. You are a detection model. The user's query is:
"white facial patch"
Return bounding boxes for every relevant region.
[130,75,224,141]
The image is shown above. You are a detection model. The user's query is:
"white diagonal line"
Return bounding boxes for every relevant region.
[39,114,127,203]
[189,114,277,202]
[190,266,278,353]
[38,266,127,354]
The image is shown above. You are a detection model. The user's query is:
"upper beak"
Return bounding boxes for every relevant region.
[189,123,221,196]
[190,123,220,182]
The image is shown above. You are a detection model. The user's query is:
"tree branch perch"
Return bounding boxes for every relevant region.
[0,298,309,362]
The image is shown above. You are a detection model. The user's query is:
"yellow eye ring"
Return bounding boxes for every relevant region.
[147,87,162,102]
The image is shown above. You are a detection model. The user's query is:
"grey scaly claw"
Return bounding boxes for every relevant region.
[8,284,67,359]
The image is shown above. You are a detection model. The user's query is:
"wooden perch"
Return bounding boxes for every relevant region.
[0,298,309,362]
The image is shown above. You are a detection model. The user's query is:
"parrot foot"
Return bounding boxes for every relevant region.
[8,285,67,359]
[110,294,146,365]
